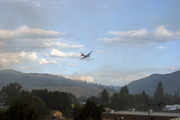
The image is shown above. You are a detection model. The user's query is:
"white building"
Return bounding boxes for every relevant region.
[162,104,180,111]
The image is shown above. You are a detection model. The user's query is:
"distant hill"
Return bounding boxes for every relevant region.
[106,85,121,93]
[127,70,180,96]
[1,69,179,97]
[0,69,115,97]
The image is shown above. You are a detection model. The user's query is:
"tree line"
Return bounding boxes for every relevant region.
[79,81,180,111]
[0,81,180,120]
[0,82,74,119]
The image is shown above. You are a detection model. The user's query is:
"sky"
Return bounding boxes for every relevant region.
[0,0,180,86]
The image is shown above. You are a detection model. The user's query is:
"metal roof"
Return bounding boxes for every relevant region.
[114,111,180,117]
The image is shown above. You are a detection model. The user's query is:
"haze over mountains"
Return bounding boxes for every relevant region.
[0,69,116,97]
[0,69,179,97]
[127,70,180,96]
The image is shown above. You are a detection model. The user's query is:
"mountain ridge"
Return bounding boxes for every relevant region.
[1,69,179,97]
[0,69,116,97]
[127,70,180,96]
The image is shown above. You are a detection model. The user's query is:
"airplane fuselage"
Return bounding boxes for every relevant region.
[80,51,93,59]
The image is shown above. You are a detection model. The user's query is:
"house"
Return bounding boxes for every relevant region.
[104,108,111,113]
[0,103,8,111]
[50,110,62,118]
[79,102,86,106]
[71,104,75,108]
[102,111,180,120]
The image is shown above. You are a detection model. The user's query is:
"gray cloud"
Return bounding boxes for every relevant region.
[68,63,76,66]
[0,26,68,40]
[88,66,180,86]
[0,0,47,29]
[0,26,83,52]
[99,26,180,47]
[0,51,58,67]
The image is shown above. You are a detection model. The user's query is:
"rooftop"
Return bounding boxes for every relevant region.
[114,111,180,117]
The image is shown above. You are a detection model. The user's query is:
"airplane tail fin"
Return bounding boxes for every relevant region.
[80,52,84,56]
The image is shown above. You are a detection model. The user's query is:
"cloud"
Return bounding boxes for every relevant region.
[166,66,180,71]
[39,59,58,64]
[32,1,42,6]
[60,1,65,4]
[43,41,84,50]
[96,50,112,55]
[92,72,137,86]
[0,52,37,67]
[52,1,65,4]
[54,42,84,49]
[0,26,68,40]
[0,52,57,67]
[49,49,80,58]
[39,58,49,64]
[2,0,30,2]
[65,76,94,83]
[0,0,48,30]
[68,63,76,66]
[99,26,180,47]
[106,52,112,55]
[97,50,102,53]
[156,46,166,49]
[52,1,58,5]
[104,4,108,8]
[0,26,83,52]
[91,64,180,86]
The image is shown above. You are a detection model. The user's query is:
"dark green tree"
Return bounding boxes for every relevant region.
[31,89,48,102]
[154,81,164,103]
[20,93,50,115]
[134,93,143,105]
[0,110,8,120]
[133,91,149,110]
[47,91,71,114]
[118,94,135,110]
[67,93,76,104]
[73,104,83,120]
[77,96,87,102]
[119,87,124,94]
[177,91,179,98]
[20,90,30,96]
[32,90,71,115]
[119,86,129,94]
[142,91,146,99]
[0,82,22,105]
[142,90,149,106]
[0,99,39,120]
[73,101,103,120]
[87,96,100,104]
[174,91,179,104]
[101,101,111,108]
[111,92,135,111]
[124,86,129,94]
[111,93,119,110]
[100,89,109,104]
[164,93,173,105]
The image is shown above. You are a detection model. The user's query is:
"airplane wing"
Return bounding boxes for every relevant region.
[80,56,86,60]
[87,51,93,55]
[80,51,93,60]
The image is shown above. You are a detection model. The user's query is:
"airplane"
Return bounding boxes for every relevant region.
[80,51,93,60]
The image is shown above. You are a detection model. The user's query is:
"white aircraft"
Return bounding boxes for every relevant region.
[80,51,93,60]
